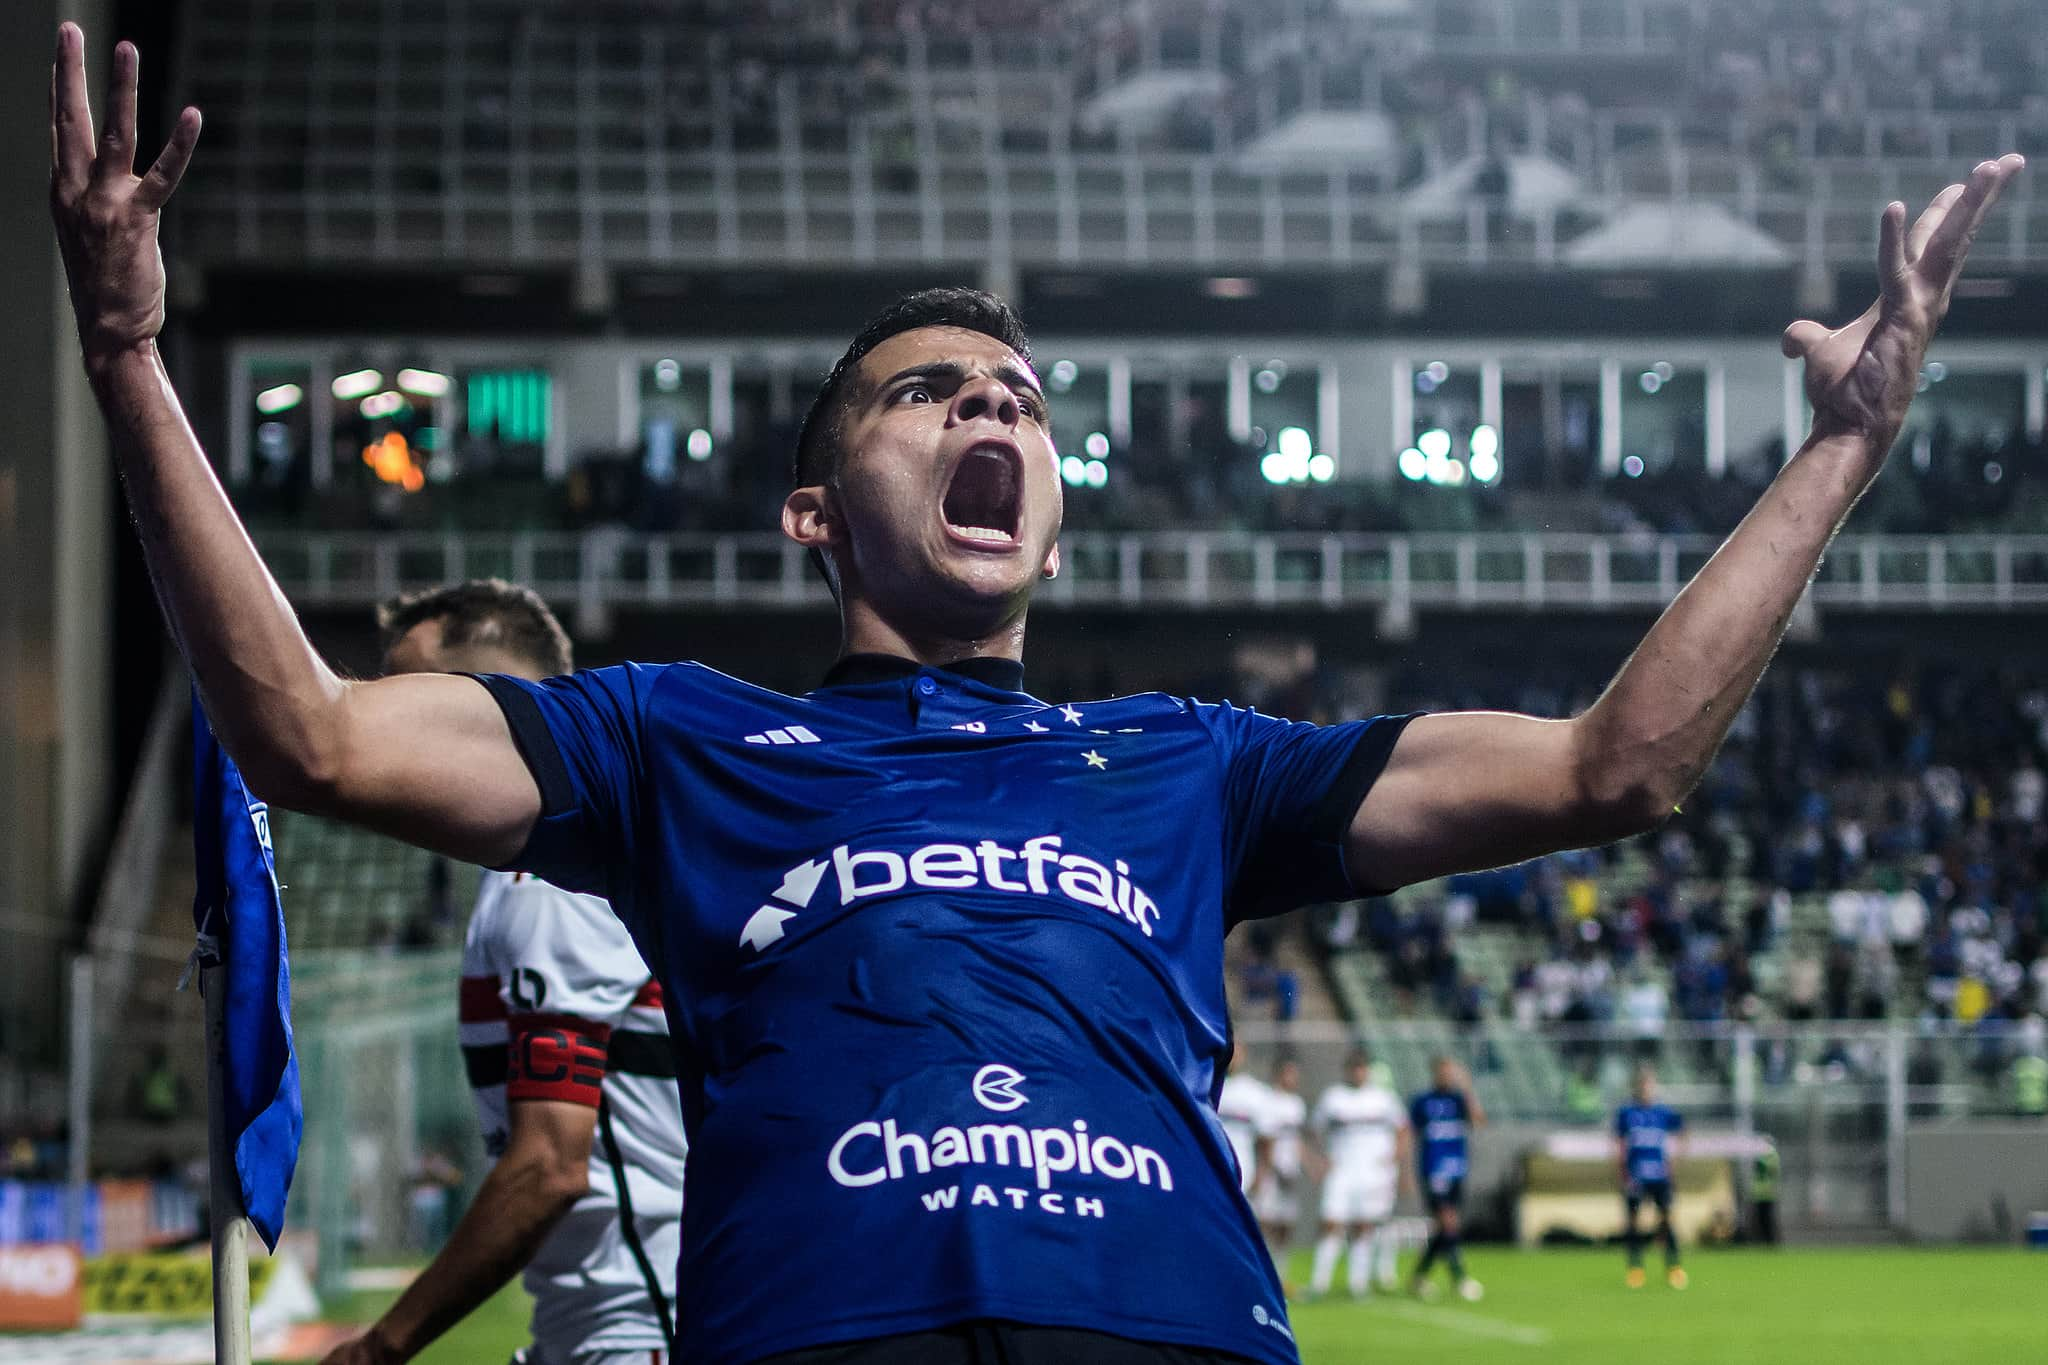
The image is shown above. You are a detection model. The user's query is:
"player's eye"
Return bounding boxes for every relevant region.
[895,384,935,406]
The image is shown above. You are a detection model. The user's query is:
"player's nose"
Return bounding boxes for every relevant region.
[949,371,1020,429]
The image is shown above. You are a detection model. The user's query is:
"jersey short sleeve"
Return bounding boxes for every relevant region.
[494,875,652,1107]
[470,664,659,903]
[1191,703,1417,922]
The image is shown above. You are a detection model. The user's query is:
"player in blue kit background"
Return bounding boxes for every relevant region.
[1406,1058,1486,1302]
[48,27,2025,1362]
[1617,1066,1688,1290]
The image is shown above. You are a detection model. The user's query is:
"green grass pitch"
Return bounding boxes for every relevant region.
[306,1247,2046,1364]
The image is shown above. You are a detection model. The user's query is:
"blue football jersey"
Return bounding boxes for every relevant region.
[476,655,1413,1365]
[1409,1089,1472,1184]
[1616,1103,1683,1183]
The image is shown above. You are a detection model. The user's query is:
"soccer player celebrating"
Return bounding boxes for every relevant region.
[1307,1050,1409,1300]
[1617,1065,1687,1290]
[1251,1059,1310,1270]
[1407,1057,1485,1301]
[49,24,2022,1363]
[324,581,686,1365]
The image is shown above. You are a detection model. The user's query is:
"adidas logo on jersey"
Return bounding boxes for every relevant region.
[745,725,821,745]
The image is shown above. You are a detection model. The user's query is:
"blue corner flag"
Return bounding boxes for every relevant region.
[191,693,302,1250]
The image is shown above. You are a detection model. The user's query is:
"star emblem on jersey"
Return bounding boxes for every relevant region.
[1060,704,1083,725]
[739,856,829,952]
[1023,719,1048,733]
[1082,750,1108,770]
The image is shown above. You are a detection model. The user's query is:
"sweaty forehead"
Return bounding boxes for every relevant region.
[853,326,1036,393]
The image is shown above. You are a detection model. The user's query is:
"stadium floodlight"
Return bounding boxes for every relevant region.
[1423,448,1453,484]
[1084,459,1108,488]
[1418,428,1452,461]
[1259,452,1288,485]
[1308,453,1336,483]
[686,428,714,461]
[1639,371,1663,394]
[653,358,682,391]
[1084,431,1110,459]
[1278,427,1313,460]
[331,368,382,401]
[1254,368,1281,394]
[1470,448,1501,483]
[1623,455,1646,478]
[1444,458,1468,486]
[396,367,451,398]
[359,390,407,420]
[1050,360,1079,392]
[1470,424,1499,461]
[254,383,303,415]
[1061,455,1087,486]
[1398,447,1427,481]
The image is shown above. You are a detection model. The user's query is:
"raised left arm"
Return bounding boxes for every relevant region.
[1349,156,2024,891]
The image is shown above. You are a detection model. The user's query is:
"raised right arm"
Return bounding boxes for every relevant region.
[51,26,538,865]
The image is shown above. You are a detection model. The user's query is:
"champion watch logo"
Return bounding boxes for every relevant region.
[971,1064,1028,1112]
[745,725,821,746]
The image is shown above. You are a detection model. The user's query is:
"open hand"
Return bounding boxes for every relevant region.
[49,24,202,365]
[1781,154,2024,449]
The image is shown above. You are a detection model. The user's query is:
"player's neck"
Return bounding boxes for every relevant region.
[837,594,1029,669]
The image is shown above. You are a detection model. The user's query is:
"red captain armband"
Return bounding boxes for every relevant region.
[506,1013,613,1106]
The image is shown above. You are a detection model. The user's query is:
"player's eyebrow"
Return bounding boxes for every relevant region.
[871,359,1046,409]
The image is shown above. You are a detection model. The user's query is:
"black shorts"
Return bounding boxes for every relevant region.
[1424,1176,1464,1213]
[1625,1179,1674,1214]
[755,1322,1262,1365]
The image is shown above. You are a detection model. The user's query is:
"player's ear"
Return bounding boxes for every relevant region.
[1041,539,1060,580]
[782,484,837,551]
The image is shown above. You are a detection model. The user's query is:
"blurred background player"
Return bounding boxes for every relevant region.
[1408,1057,1485,1302]
[1616,1064,1687,1290]
[1308,1048,1409,1300]
[1216,1041,1274,1207]
[1252,1058,1309,1279]
[322,580,686,1365]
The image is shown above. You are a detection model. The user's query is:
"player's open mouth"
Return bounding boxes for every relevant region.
[941,441,1023,546]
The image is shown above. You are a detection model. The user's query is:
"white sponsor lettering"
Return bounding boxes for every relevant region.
[816,834,1161,937]
[828,1114,1172,1193]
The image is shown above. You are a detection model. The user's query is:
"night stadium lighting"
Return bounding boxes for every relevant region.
[1307,453,1335,483]
[1084,431,1110,459]
[1418,428,1452,460]
[1084,459,1108,488]
[359,390,406,420]
[1470,424,1500,461]
[254,383,303,415]
[1398,447,1427,480]
[1254,368,1281,394]
[1061,455,1087,485]
[686,428,714,461]
[397,367,451,398]
[1623,455,1646,478]
[1639,371,1663,394]
[1470,448,1501,483]
[1259,452,1287,485]
[1278,427,1313,460]
[1050,360,1079,391]
[331,368,382,401]
[654,358,682,391]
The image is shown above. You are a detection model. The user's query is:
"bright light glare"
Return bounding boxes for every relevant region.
[1444,458,1468,486]
[1623,455,1646,478]
[1470,449,1501,482]
[1084,459,1108,488]
[1050,360,1079,391]
[1084,431,1110,459]
[1278,427,1313,460]
[359,390,406,420]
[1639,371,1663,394]
[255,383,303,415]
[332,368,383,401]
[1254,369,1281,394]
[1398,448,1427,480]
[1260,452,1288,484]
[1061,455,1087,485]
[686,428,713,461]
[1307,453,1335,483]
[1470,424,1499,460]
[397,368,451,397]
[1418,428,1452,460]
[653,358,681,391]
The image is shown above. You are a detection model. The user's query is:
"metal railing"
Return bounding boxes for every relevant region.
[255,529,2048,618]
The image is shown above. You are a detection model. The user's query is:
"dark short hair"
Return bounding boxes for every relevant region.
[377,578,573,677]
[792,286,1033,490]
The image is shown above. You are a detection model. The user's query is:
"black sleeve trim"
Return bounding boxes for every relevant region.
[466,673,576,818]
[1311,709,1423,864]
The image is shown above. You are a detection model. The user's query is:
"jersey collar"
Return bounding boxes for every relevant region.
[821,652,1026,693]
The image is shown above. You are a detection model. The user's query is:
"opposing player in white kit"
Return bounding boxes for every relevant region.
[1252,1059,1310,1264]
[1309,1050,1411,1299]
[1215,1042,1274,1199]
[322,582,686,1365]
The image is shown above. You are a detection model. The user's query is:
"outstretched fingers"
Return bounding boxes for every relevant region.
[51,22,96,196]
[1917,153,2024,284]
[1904,183,1964,262]
[135,107,203,211]
[96,41,140,184]
[1779,319,1830,360]
[1877,200,1907,286]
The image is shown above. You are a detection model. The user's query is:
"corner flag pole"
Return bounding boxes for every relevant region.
[203,956,254,1365]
